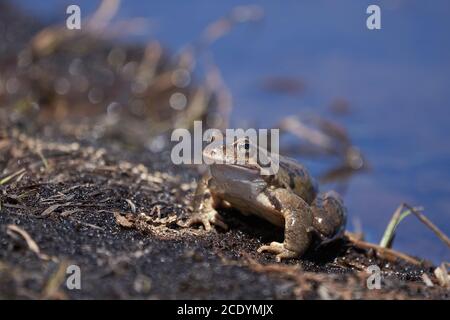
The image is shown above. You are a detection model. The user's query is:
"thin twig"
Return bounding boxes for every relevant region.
[346,231,421,266]
[403,203,450,249]
[36,149,49,170]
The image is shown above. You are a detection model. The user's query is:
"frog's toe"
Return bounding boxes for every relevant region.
[275,250,298,262]
[257,241,283,254]
[257,242,298,262]
[181,210,227,231]
[209,212,229,230]
[181,215,212,231]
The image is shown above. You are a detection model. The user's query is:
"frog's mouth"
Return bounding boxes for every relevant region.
[210,163,263,186]
[211,163,260,177]
[224,163,260,173]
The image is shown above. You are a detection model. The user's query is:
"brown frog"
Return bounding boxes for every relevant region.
[184,137,346,261]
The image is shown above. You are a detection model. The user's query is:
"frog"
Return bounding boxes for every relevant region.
[183,137,346,261]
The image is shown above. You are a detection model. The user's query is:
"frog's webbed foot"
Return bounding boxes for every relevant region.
[182,209,228,231]
[257,242,299,262]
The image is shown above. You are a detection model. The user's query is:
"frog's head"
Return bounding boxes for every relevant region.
[203,136,279,175]
[203,137,262,173]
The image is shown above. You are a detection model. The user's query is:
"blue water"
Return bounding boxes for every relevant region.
[16,0,450,263]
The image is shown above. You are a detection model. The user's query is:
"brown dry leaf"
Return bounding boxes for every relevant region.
[114,212,134,228]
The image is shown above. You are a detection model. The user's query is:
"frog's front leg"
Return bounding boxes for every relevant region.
[182,173,228,231]
[257,188,313,262]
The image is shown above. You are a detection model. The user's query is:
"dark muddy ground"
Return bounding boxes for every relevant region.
[0,127,448,300]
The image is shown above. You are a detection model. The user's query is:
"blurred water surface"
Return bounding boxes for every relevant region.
[16,0,450,263]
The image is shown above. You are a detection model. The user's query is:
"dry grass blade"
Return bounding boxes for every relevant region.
[36,149,49,170]
[125,199,136,214]
[60,209,82,217]
[6,224,51,261]
[0,168,26,185]
[7,225,39,253]
[41,204,63,216]
[42,261,69,299]
[403,204,450,249]
[379,204,414,248]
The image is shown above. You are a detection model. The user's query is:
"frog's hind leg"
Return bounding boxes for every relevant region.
[181,173,228,231]
[257,189,313,262]
[311,191,347,242]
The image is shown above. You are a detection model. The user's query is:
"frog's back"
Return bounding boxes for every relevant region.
[275,155,318,204]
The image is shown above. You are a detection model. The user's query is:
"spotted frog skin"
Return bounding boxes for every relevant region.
[184,138,347,261]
